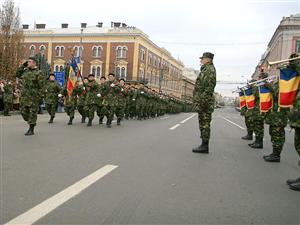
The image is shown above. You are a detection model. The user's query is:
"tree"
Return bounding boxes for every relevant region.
[0,0,23,81]
[35,53,51,77]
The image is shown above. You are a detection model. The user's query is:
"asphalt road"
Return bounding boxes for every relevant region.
[0,107,299,225]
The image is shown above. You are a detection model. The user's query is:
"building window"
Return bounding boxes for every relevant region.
[55,46,65,57]
[140,49,145,61]
[54,64,64,72]
[116,46,127,58]
[74,46,83,57]
[91,65,102,78]
[92,46,103,58]
[296,40,300,53]
[121,67,126,79]
[139,69,144,80]
[116,67,121,79]
[29,45,36,56]
[39,45,46,55]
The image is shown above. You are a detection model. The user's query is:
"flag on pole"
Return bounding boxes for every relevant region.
[279,67,300,108]
[67,57,81,96]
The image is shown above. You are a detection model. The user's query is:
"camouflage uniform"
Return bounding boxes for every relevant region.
[264,82,289,161]
[3,82,13,116]
[193,62,216,143]
[115,84,126,124]
[16,65,44,126]
[61,87,77,123]
[84,79,100,125]
[77,85,86,122]
[124,85,135,119]
[136,86,147,120]
[44,80,61,119]
[241,106,254,139]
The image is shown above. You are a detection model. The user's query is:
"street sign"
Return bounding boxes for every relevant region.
[54,71,65,87]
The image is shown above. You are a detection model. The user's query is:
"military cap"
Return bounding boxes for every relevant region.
[119,78,126,82]
[108,73,115,77]
[100,76,106,80]
[88,74,95,77]
[49,73,55,77]
[200,52,214,60]
[28,56,38,63]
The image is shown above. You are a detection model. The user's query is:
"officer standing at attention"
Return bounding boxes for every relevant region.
[192,52,216,154]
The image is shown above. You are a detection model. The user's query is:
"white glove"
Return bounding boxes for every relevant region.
[121,88,124,92]
[141,91,144,94]
[132,98,136,101]
[0,83,4,88]
[110,83,115,87]
[97,93,101,97]
[83,87,86,90]
[58,94,62,97]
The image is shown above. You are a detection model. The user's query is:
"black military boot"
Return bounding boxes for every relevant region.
[48,116,54,124]
[106,119,112,128]
[99,117,103,124]
[67,117,74,125]
[264,151,280,162]
[192,140,209,154]
[25,124,35,136]
[289,179,300,191]
[81,116,86,123]
[286,177,300,185]
[242,131,253,140]
[248,136,257,147]
[117,118,121,125]
[250,137,263,149]
[87,119,92,127]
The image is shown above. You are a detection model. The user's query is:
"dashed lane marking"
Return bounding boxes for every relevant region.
[4,164,118,225]
[169,124,181,130]
[180,114,197,124]
[218,116,245,130]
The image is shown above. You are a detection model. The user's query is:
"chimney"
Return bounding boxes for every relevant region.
[22,24,29,29]
[81,23,87,28]
[114,22,121,27]
[61,23,68,28]
[36,24,46,29]
[96,22,103,28]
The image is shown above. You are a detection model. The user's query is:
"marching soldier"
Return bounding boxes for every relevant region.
[136,82,147,120]
[84,74,100,127]
[115,78,127,125]
[44,73,61,123]
[16,57,44,135]
[192,52,216,154]
[97,76,106,124]
[77,77,88,123]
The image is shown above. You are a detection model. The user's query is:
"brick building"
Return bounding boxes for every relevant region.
[22,22,184,98]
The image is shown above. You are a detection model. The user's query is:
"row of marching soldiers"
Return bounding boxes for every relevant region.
[45,72,191,128]
[238,53,300,191]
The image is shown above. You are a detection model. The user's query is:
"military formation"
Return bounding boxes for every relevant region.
[239,53,300,192]
[13,57,191,133]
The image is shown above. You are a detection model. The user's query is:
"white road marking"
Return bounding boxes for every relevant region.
[169,124,181,130]
[218,116,245,130]
[4,164,118,225]
[160,116,170,120]
[180,114,197,124]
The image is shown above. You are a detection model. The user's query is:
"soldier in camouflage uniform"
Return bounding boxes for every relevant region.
[102,73,121,128]
[84,74,101,127]
[241,97,254,140]
[192,52,216,153]
[248,73,266,149]
[44,73,61,123]
[124,83,134,119]
[136,83,147,120]
[16,57,44,135]
[263,80,289,162]
[97,76,107,124]
[115,78,127,125]
[286,53,300,191]
[1,80,13,116]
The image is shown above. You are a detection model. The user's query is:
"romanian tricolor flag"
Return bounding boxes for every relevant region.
[259,86,273,113]
[245,87,255,109]
[239,90,246,109]
[67,57,81,96]
[279,67,300,108]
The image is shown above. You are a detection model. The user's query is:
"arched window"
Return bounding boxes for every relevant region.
[116,46,127,58]
[39,45,46,55]
[92,46,103,58]
[59,65,64,72]
[55,65,59,72]
[121,67,126,79]
[96,66,101,77]
[116,67,121,79]
[55,46,65,57]
[74,46,83,57]
[29,45,36,56]
[92,66,96,75]
[61,47,65,57]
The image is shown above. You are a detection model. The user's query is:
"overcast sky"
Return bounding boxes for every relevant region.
[13,0,300,82]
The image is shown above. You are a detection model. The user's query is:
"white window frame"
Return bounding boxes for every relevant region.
[116,45,128,58]
[55,46,65,57]
[73,45,84,57]
[29,45,36,56]
[39,45,46,55]
[92,45,103,58]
